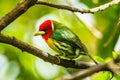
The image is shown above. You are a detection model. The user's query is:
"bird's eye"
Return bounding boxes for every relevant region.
[43,27,48,31]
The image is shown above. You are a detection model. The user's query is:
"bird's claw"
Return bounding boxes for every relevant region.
[55,55,60,64]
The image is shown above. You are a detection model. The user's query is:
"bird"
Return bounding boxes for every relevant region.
[34,20,97,64]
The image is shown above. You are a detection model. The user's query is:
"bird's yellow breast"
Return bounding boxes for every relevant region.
[47,38,54,48]
[47,38,60,53]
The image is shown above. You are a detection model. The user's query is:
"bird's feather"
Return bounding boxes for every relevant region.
[47,21,89,59]
[36,20,97,63]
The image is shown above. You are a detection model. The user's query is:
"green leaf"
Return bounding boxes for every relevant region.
[112,51,118,59]
[94,56,105,63]
[92,71,111,80]
[112,74,120,80]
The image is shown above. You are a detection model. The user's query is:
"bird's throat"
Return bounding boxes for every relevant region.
[42,30,52,41]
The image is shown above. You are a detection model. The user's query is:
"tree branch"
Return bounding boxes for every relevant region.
[0,0,119,31]
[1,33,120,79]
[0,33,94,69]
[0,0,120,79]
[2,33,120,79]
[63,63,108,80]
[0,0,37,31]
[63,60,120,80]
[36,0,120,13]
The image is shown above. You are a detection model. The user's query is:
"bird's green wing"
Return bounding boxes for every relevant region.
[50,21,98,64]
[51,21,88,54]
[49,38,80,59]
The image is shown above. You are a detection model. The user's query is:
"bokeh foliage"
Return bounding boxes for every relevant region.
[0,0,120,80]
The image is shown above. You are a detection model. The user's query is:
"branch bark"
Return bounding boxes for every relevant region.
[0,0,37,31]
[0,0,119,31]
[0,33,94,69]
[63,63,108,80]
[1,33,120,79]
[0,0,120,79]
[63,60,120,80]
[36,0,120,13]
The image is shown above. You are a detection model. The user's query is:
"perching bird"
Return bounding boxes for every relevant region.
[34,20,97,64]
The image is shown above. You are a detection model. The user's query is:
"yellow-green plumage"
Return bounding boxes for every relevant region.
[49,21,87,59]
[35,20,97,64]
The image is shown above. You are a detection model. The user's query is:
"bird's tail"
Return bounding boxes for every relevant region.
[87,53,98,64]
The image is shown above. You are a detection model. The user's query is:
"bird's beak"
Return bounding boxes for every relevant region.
[34,31,45,36]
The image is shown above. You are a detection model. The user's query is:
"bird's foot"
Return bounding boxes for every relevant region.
[55,55,60,64]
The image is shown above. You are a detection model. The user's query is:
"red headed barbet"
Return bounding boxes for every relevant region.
[34,20,97,64]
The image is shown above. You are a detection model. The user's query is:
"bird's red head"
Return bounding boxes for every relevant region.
[39,20,53,41]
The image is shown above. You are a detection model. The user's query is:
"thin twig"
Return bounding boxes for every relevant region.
[0,0,120,79]
[63,63,108,80]
[1,34,120,79]
[36,0,120,13]
[0,0,119,31]
[0,33,94,69]
[63,61,120,80]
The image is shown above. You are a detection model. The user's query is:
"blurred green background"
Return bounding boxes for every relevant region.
[0,0,120,80]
